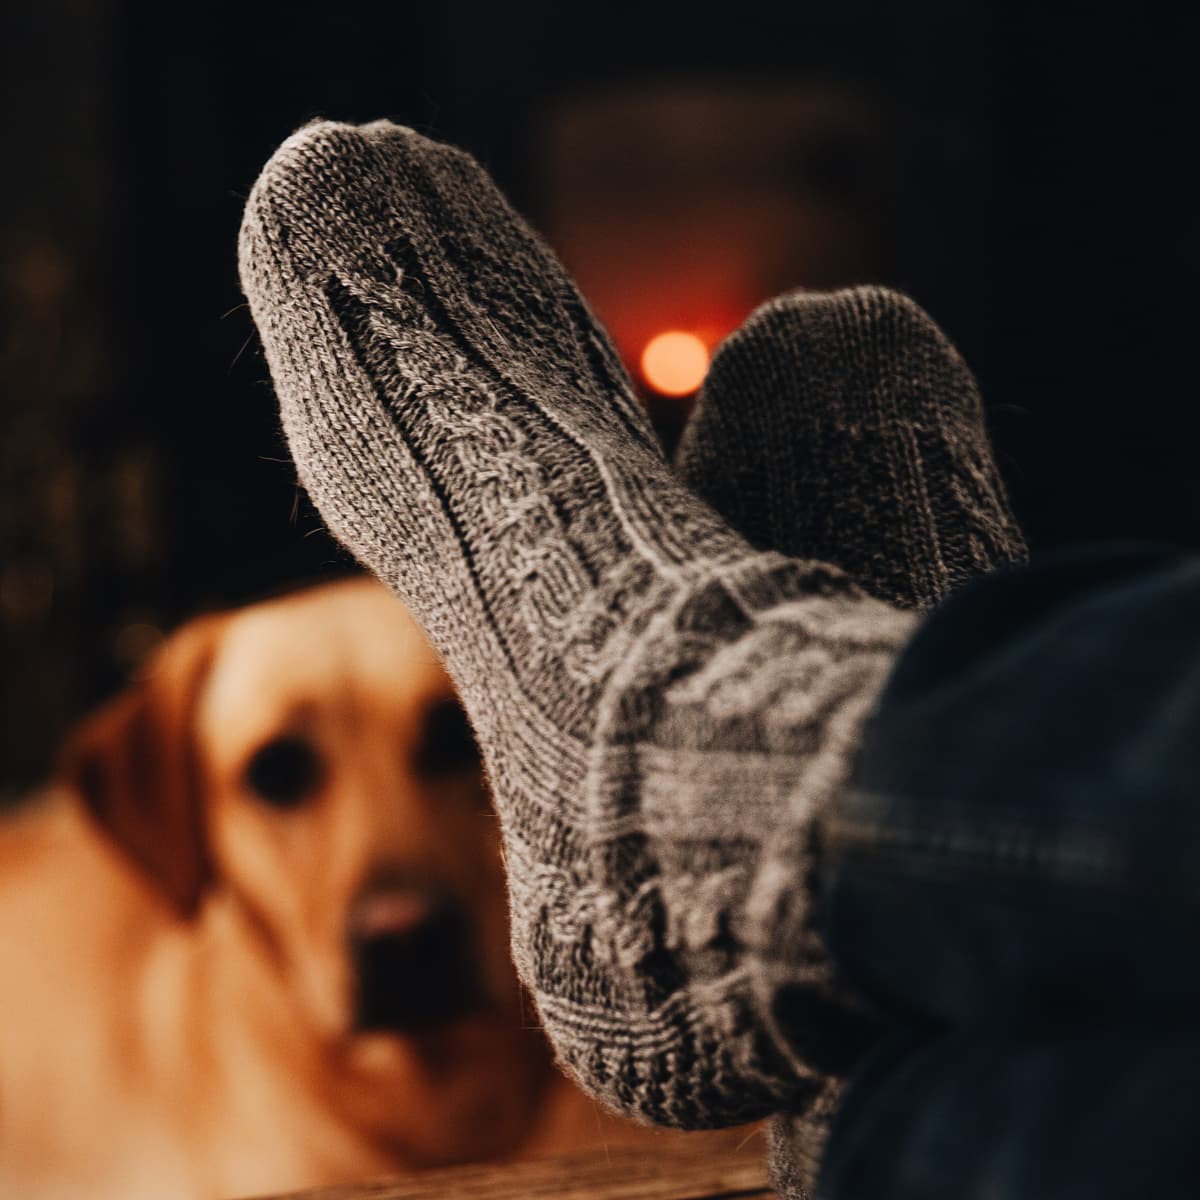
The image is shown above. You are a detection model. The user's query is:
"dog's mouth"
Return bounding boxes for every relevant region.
[348,880,486,1034]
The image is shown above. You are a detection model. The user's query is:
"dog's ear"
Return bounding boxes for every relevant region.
[58,613,228,918]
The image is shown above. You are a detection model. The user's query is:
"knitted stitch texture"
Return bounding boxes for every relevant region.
[239,120,1022,1196]
[677,287,1026,611]
[674,289,1027,1192]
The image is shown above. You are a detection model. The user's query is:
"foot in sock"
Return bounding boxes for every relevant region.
[673,290,1027,1194]
[239,118,750,735]
[239,119,914,1173]
[676,287,1027,611]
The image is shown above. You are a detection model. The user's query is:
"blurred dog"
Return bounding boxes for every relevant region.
[0,579,677,1200]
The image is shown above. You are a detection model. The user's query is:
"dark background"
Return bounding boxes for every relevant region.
[3,0,1198,797]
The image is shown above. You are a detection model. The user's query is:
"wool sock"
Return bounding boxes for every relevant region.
[676,287,1026,611]
[673,293,1026,1193]
[239,119,913,1169]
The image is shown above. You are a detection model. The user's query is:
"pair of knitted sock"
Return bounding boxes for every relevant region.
[238,120,1024,1193]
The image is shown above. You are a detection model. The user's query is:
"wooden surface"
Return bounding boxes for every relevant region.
[254,1140,776,1200]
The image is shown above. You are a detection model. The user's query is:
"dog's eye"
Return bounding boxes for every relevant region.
[413,698,481,776]
[244,736,322,808]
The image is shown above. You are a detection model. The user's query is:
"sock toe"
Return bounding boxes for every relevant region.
[677,285,1025,610]
[241,119,657,452]
[700,286,985,437]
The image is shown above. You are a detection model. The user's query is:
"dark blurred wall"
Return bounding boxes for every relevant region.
[4,0,138,797]
[968,2,1200,549]
[3,0,1198,797]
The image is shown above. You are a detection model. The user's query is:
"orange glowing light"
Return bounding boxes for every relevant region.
[640,330,710,396]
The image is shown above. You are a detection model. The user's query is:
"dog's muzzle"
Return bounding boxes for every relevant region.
[348,878,485,1032]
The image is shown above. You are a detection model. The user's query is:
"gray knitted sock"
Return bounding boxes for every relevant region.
[673,292,1026,1196]
[239,120,914,1168]
[676,287,1027,611]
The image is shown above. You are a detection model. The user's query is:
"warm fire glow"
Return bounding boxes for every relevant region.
[640,330,710,396]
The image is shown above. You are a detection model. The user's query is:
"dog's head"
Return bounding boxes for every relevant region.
[59,579,521,1057]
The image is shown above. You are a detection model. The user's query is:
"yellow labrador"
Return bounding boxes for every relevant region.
[0,579,691,1200]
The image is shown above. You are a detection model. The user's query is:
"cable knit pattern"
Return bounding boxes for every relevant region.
[238,120,1024,1198]
[674,288,1028,1193]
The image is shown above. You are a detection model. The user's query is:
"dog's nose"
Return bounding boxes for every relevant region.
[349,890,434,940]
[348,882,484,1033]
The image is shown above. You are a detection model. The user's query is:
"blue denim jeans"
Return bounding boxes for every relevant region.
[815,544,1200,1197]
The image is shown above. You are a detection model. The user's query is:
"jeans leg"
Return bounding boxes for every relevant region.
[817,1027,1200,1200]
[814,545,1200,1195]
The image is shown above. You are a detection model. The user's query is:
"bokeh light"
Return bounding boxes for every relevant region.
[640,330,710,396]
